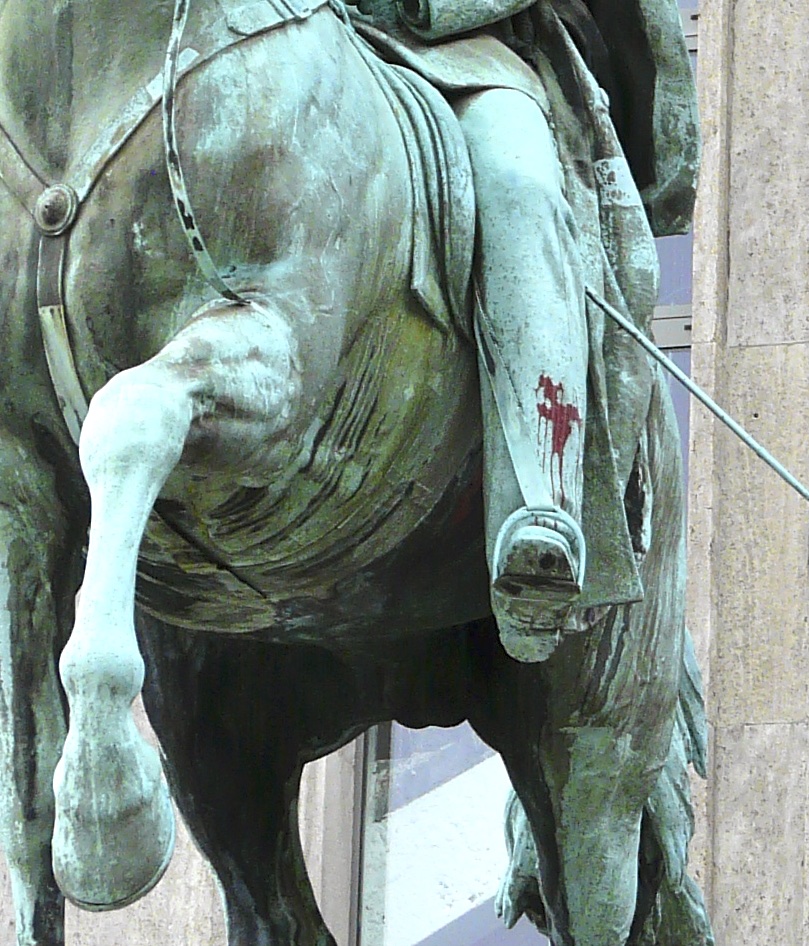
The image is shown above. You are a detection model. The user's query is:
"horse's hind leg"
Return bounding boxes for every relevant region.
[52,299,300,910]
[478,381,687,946]
[139,627,354,946]
[0,440,73,945]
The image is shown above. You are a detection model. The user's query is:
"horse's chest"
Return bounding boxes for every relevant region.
[2,119,222,411]
[64,148,207,388]
[0,193,38,339]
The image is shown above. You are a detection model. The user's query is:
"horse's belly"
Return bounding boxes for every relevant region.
[136,303,489,639]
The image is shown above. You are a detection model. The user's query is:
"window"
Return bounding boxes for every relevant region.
[359,724,541,946]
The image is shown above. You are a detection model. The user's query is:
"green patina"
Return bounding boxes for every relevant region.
[0,0,709,943]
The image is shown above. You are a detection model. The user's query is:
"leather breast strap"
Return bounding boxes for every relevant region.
[0,0,327,445]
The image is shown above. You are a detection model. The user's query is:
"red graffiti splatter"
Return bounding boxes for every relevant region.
[451,466,484,528]
[536,375,582,504]
[536,375,582,458]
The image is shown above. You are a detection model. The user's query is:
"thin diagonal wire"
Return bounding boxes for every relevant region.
[587,287,809,503]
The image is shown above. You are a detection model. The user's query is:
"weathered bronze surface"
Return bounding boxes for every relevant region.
[0,0,710,943]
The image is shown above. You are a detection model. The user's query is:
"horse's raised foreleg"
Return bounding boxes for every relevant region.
[52,299,300,911]
[51,373,188,910]
[0,441,73,945]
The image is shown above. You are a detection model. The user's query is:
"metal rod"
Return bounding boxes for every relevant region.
[586,288,809,503]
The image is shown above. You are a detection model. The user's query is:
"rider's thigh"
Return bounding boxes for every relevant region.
[453,88,563,216]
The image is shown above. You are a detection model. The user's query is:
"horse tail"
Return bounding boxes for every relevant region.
[633,626,714,946]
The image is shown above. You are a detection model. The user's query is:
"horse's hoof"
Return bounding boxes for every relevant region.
[52,738,176,911]
[57,810,175,912]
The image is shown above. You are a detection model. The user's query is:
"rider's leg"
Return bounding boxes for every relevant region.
[454,88,588,658]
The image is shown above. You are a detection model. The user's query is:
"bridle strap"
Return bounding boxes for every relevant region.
[162,0,328,304]
[163,0,246,303]
[0,129,46,219]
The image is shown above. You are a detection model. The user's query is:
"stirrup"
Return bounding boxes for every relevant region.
[491,507,586,662]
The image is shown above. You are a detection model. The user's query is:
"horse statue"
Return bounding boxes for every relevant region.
[0,0,712,943]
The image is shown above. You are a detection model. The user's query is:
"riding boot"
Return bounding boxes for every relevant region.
[455,87,589,662]
[476,293,586,663]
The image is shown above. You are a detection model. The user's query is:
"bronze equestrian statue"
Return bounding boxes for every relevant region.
[0,0,711,942]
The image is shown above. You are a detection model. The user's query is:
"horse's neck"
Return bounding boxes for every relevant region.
[0,0,206,176]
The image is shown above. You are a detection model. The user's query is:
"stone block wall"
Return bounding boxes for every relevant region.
[689,0,809,940]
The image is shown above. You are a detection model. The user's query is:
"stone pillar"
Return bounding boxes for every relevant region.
[690,0,809,941]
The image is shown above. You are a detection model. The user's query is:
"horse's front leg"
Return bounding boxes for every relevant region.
[52,298,300,911]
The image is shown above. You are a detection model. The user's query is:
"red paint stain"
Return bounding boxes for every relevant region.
[536,375,582,457]
[451,466,483,528]
[536,375,582,504]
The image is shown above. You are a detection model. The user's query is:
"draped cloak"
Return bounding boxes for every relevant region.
[350,0,699,607]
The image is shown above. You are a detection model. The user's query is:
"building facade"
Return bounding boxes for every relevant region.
[688,0,809,941]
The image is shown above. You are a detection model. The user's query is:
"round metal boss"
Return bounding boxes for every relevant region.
[34,184,79,236]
